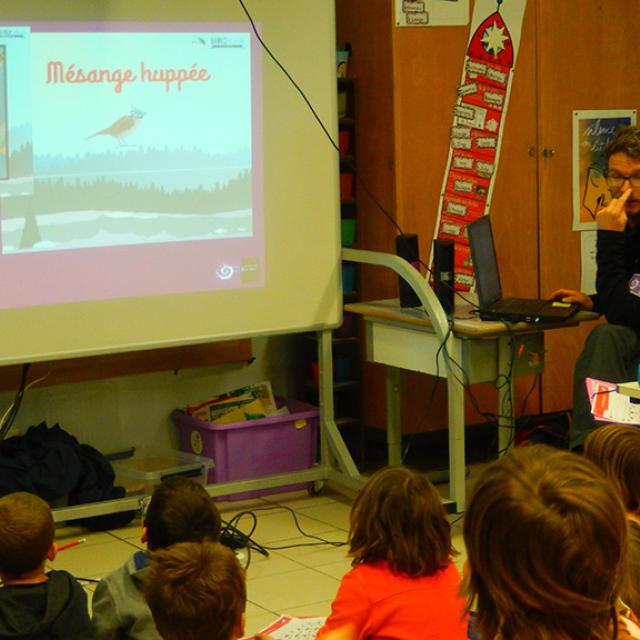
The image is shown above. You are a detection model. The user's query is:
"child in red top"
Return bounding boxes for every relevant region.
[316,466,468,640]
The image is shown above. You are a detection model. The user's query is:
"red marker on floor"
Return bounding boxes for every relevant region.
[57,538,87,551]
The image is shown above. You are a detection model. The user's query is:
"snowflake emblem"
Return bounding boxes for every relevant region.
[481,22,508,57]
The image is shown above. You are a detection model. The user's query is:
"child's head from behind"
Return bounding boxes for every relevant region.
[0,492,54,579]
[584,424,640,616]
[349,465,452,576]
[143,477,222,551]
[144,541,246,640]
[464,445,627,640]
[584,423,640,513]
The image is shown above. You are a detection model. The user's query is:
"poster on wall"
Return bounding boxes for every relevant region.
[572,109,636,231]
[395,0,469,27]
[431,0,527,290]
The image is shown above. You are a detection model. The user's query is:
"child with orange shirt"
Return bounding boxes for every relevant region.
[316,465,468,640]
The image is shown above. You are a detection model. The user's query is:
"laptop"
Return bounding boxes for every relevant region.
[467,215,579,323]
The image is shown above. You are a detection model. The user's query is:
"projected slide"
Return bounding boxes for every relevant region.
[0,22,263,308]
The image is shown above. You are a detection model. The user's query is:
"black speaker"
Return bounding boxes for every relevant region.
[433,238,454,315]
[396,234,421,307]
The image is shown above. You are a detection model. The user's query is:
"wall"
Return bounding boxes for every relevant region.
[535,0,640,412]
[338,0,640,434]
[0,335,295,456]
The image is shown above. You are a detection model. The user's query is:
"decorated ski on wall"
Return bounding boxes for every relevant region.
[432,0,527,290]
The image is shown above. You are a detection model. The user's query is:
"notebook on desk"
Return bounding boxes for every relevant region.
[467,215,578,323]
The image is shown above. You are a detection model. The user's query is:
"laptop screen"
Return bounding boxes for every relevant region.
[467,215,502,308]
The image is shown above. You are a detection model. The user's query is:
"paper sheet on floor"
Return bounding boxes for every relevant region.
[247,615,326,640]
[586,377,640,425]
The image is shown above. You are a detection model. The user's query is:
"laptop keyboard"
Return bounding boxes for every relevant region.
[494,298,545,314]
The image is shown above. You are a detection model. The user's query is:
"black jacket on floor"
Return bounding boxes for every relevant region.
[0,422,134,530]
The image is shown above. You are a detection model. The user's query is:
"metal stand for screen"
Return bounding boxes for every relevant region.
[50,247,455,522]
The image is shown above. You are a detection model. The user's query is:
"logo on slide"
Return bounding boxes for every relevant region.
[216,264,235,280]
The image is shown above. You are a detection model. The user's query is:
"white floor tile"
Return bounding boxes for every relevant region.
[465,461,492,492]
[217,497,273,519]
[242,550,308,580]
[83,586,94,615]
[247,568,339,612]
[244,606,281,637]
[80,579,98,592]
[231,507,338,544]
[281,601,333,619]
[294,501,352,531]
[268,534,349,568]
[452,530,467,576]
[55,523,90,538]
[106,519,144,542]
[50,538,137,580]
[261,489,351,510]
[55,528,113,547]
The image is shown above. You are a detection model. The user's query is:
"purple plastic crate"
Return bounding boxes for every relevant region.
[171,398,318,501]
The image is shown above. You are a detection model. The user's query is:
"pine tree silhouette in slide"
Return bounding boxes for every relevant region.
[19,203,41,250]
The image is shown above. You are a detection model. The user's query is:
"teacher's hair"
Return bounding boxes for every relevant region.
[605,125,640,160]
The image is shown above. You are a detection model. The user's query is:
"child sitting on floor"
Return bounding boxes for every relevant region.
[0,491,92,639]
[144,541,246,640]
[91,476,222,640]
[463,444,638,639]
[316,465,468,640]
[585,423,640,616]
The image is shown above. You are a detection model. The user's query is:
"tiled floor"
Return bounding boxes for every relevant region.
[51,480,470,637]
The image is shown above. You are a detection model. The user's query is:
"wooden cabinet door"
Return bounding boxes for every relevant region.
[536,0,640,412]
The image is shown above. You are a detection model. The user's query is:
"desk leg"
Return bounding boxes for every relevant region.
[497,334,516,455]
[385,366,402,466]
[446,336,466,512]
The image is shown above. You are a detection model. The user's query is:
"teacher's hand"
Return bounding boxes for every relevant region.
[596,187,631,231]
[549,288,593,311]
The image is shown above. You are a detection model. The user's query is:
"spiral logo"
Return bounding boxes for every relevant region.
[216,264,234,280]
